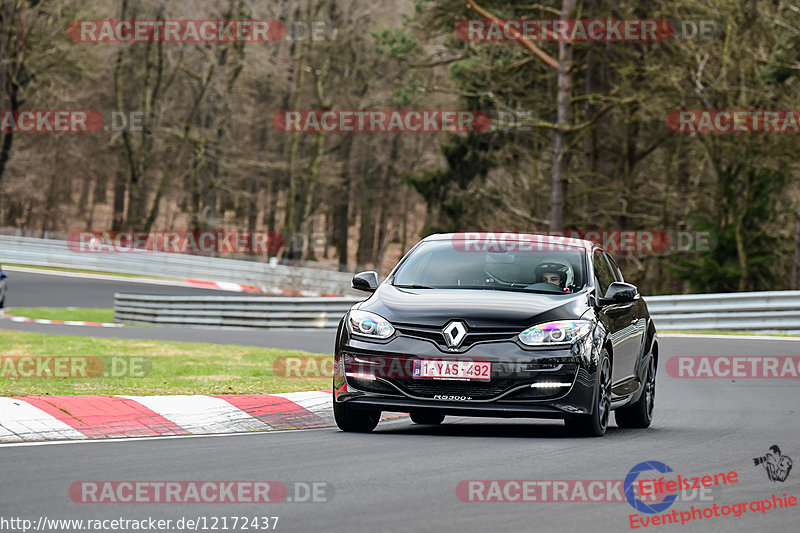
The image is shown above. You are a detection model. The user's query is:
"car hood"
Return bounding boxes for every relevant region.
[357,285,589,329]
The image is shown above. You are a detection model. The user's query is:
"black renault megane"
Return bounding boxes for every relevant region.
[332,232,658,437]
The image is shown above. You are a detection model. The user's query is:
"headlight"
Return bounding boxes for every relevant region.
[348,310,394,339]
[519,320,592,346]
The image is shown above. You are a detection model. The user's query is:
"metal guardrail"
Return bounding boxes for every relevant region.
[646,291,800,333]
[0,235,358,296]
[114,293,362,328]
[113,290,800,332]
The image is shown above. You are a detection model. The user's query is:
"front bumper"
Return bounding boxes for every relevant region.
[333,330,600,418]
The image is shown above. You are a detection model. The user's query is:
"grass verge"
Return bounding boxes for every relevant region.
[0,330,331,396]
[6,307,116,324]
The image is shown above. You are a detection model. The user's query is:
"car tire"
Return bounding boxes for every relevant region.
[409,410,445,425]
[333,398,380,433]
[564,349,611,437]
[615,355,655,429]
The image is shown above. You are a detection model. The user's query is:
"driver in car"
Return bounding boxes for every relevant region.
[535,261,571,291]
[541,271,563,287]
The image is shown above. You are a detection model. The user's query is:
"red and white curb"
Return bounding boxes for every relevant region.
[183,279,339,297]
[1,314,123,327]
[0,391,402,442]
[183,279,262,293]
[263,287,341,298]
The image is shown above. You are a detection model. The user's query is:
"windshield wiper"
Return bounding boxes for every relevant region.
[393,283,435,289]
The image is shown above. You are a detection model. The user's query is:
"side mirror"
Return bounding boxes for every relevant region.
[0,272,6,280]
[598,282,638,306]
[352,271,379,292]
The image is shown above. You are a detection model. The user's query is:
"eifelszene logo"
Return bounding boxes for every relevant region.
[625,461,678,514]
[625,461,739,517]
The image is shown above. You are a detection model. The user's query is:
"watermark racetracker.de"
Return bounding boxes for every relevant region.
[667,110,800,133]
[456,19,720,42]
[456,19,673,42]
[68,20,285,43]
[68,231,284,255]
[454,462,733,504]
[273,110,492,133]
[67,230,328,255]
[0,110,148,133]
[68,19,332,43]
[0,356,150,378]
[70,480,331,504]
[666,356,800,379]
[449,230,716,253]
[455,478,714,503]
[0,110,104,133]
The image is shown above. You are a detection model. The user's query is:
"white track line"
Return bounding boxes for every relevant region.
[0,425,336,447]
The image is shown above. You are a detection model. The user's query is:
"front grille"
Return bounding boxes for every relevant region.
[394,324,519,350]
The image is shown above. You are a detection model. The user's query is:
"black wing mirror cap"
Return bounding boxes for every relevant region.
[598,281,638,305]
[352,271,379,292]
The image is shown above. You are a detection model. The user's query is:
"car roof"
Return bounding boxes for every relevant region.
[422,232,599,252]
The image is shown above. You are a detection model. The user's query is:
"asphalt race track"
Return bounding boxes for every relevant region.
[3,270,246,308]
[0,270,340,352]
[1,336,799,533]
[0,319,336,353]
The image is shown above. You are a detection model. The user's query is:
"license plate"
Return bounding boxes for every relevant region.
[412,360,491,380]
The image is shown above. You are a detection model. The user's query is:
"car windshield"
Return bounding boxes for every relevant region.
[392,239,587,294]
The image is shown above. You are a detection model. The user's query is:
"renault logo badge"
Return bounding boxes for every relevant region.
[443,320,467,349]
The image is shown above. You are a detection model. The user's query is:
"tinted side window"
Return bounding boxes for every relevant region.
[604,252,623,282]
[593,251,615,296]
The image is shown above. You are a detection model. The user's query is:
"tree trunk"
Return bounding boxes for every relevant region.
[0,0,21,216]
[549,0,574,230]
[617,106,639,230]
[292,127,325,260]
[374,133,402,269]
[792,197,800,289]
[356,173,377,268]
[334,133,355,271]
[734,169,754,291]
[0,70,20,218]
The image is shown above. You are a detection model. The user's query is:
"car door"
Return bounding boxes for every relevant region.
[605,251,646,346]
[593,250,639,392]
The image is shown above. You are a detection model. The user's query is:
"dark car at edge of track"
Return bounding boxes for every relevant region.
[0,263,7,308]
[332,233,658,437]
